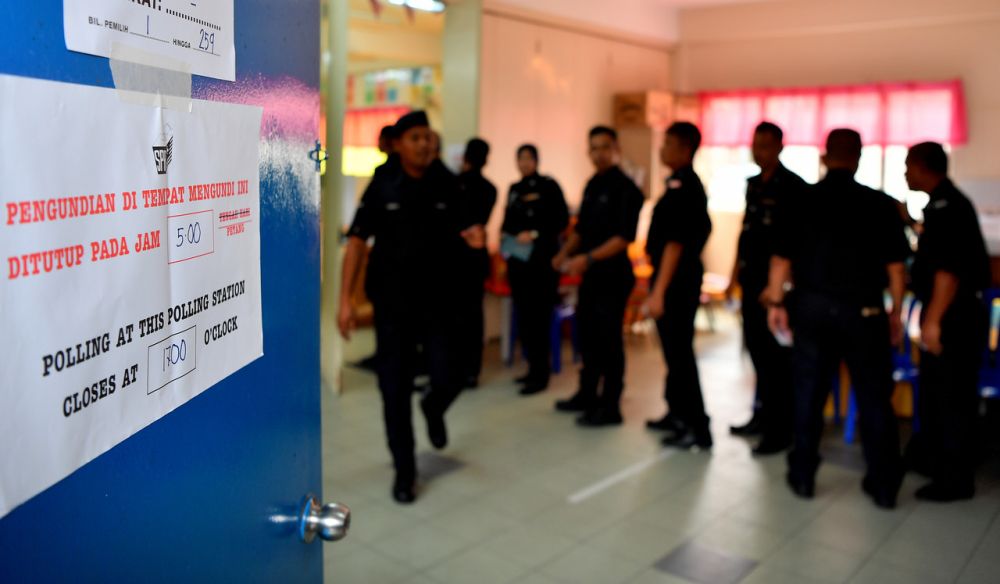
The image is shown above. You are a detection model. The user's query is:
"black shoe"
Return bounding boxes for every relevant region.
[515,374,531,384]
[662,428,713,450]
[352,354,379,372]
[555,392,595,413]
[519,383,548,396]
[914,482,975,503]
[730,414,763,436]
[392,475,416,504]
[786,473,815,499]
[861,482,897,510]
[420,398,448,450]
[576,408,623,427]
[752,439,791,456]
[646,413,685,433]
[785,475,816,499]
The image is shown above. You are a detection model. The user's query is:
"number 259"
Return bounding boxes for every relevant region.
[199,29,215,52]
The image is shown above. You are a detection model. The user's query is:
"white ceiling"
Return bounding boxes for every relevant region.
[645,0,774,6]
[486,0,792,43]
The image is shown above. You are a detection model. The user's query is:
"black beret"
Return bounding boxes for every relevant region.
[394,110,430,135]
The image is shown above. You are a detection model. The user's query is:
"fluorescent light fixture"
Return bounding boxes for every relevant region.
[387,0,446,13]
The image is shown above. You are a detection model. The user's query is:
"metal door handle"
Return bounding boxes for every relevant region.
[298,494,351,543]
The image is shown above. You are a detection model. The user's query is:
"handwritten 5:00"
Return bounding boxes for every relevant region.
[176,222,202,247]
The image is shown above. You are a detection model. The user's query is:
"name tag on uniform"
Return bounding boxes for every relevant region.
[522,193,541,202]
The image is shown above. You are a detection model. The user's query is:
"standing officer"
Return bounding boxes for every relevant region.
[905,142,989,502]
[552,126,644,427]
[765,129,908,509]
[642,122,713,449]
[338,111,486,504]
[728,122,806,454]
[502,144,570,395]
[458,138,498,388]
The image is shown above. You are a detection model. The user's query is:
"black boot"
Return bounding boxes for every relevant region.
[662,427,713,450]
[786,472,815,499]
[555,391,595,413]
[646,412,685,433]
[914,482,974,503]
[576,407,623,427]
[392,473,416,504]
[730,413,763,436]
[420,397,448,450]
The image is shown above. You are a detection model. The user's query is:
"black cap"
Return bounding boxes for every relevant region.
[394,110,430,135]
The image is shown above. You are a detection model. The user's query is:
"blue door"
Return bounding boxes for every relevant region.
[0,2,325,582]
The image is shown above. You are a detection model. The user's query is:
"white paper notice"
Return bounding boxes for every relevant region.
[0,74,263,519]
[64,0,235,81]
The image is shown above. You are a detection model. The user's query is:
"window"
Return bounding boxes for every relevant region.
[695,81,965,220]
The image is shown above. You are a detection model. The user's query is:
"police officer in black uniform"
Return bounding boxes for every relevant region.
[338,111,486,504]
[728,122,806,454]
[766,129,908,509]
[905,142,990,502]
[553,126,644,427]
[458,138,498,388]
[643,122,713,449]
[502,144,570,395]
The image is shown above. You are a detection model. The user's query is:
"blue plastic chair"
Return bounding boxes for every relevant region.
[507,303,580,372]
[978,289,1000,401]
[550,303,580,374]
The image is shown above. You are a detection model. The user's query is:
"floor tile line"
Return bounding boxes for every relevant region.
[567,449,679,505]
[811,484,919,584]
[952,500,1000,582]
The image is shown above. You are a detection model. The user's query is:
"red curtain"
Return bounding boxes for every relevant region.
[699,80,966,147]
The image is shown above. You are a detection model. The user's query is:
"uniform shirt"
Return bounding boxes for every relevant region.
[774,169,910,307]
[501,173,570,263]
[458,169,498,281]
[911,179,990,304]
[737,164,807,292]
[458,169,498,227]
[348,160,473,305]
[645,165,712,290]
[575,166,645,274]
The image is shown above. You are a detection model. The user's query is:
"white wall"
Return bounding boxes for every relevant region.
[478,11,672,248]
[674,0,1000,272]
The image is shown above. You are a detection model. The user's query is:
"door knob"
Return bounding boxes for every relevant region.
[298,494,351,543]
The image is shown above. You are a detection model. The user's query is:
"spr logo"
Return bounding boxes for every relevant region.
[152,126,174,175]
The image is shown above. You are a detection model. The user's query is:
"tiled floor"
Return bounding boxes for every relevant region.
[322,313,1000,584]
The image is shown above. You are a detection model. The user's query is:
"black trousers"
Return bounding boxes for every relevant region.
[458,251,490,381]
[914,299,987,489]
[373,300,463,480]
[656,280,709,432]
[509,259,560,385]
[743,285,794,443]
[788,292,901,492]
[577,267,634,410]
